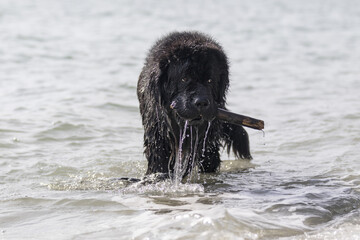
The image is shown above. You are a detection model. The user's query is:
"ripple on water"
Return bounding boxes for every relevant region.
[34,122,96,142]
[95,102,139,112]
[260,176,360,228]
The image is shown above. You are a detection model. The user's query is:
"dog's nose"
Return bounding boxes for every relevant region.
[193,97,210,110]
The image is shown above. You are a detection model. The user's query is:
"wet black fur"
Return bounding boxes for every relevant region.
[137,31,251,177]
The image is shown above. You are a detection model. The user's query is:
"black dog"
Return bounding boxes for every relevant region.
[137,31,251,179]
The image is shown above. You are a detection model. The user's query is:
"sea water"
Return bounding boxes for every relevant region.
[1,0,360,239]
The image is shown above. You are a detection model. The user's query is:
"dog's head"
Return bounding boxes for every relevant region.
[157,46,229,127]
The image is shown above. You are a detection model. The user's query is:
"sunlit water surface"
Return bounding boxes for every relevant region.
[1,0,360,239]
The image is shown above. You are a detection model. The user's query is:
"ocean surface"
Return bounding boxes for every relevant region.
[1,0,360,239]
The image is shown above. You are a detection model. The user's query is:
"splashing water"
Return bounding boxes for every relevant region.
[122,178,205,195]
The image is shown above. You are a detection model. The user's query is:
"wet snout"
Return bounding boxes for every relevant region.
[193,96,210,112]
[191,92,216,122]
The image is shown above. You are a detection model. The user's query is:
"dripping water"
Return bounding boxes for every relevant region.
[188,127,199,182]
[260,129,266,146]
[173,120,188,185]
[173,120,213,184]
[201,121,212,157]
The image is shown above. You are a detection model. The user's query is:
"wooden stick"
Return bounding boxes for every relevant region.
[217,108,264,130]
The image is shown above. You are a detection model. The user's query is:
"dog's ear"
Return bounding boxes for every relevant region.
[158,60,171,106]
[148,60,169,106]
[222,122,252,160]
[208,48,229,105]
[219,72,229,104]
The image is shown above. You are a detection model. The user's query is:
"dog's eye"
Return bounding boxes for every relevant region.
[208,79,212,83]
[181,78,188,83]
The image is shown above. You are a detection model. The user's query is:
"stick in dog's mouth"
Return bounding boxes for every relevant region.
[169,101,264,130]
[217,108,264,130]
